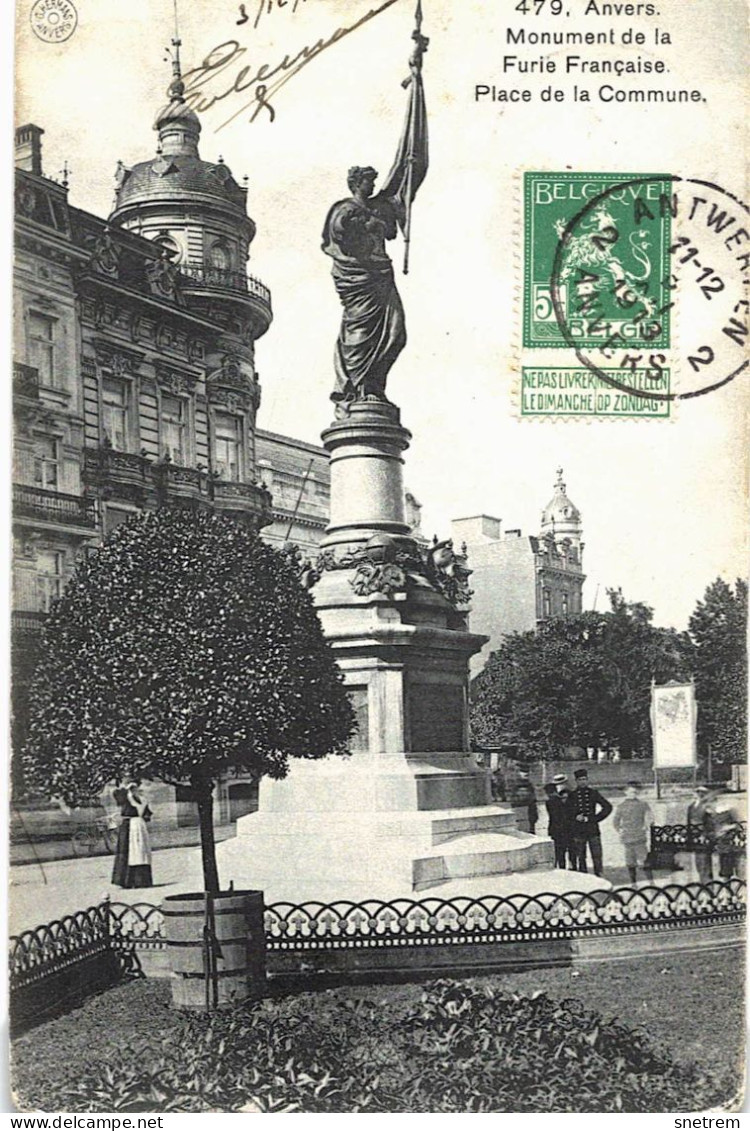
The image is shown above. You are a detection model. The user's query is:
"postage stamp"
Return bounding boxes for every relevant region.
[523,172,672,351]
[519,171,748,417]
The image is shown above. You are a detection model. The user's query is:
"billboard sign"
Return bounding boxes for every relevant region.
[651,681,697,769]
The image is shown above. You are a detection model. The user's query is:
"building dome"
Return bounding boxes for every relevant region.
[108,39,269,339]
[113,155,248,213]
[111,85,249,224]
[154,96,202,137]
[541,468,581,530]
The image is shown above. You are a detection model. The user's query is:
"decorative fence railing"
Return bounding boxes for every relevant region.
[10,904,112,991]
[261,881,746,951]
[651,822,746,853]
[14,485,98,529]
[179,263,272,309]
[10,881,745,997]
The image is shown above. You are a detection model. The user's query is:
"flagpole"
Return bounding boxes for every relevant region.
[403,0,426,275]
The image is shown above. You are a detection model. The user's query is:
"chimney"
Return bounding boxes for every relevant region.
[15,124,44,175]
[451,515,502,545]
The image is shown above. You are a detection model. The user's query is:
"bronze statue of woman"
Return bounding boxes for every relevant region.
[322,9,429,415]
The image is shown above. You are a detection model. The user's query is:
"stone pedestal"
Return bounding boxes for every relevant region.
[321,400,412,549]
[217,401,555,901]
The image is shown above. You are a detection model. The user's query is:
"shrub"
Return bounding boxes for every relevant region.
[15,980,736,1113]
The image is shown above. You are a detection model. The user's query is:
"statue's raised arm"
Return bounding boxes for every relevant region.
[322,3,429,416]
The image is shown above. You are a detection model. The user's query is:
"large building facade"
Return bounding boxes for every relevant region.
[452,470,586,675]
[11,67,423,822]
[11,74,332,817]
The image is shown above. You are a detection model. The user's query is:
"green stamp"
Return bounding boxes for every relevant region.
[521,367,671,418]
[523,172,672,350]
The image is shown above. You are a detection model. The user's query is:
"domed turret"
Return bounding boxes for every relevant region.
[103,25,273,533]
[540,468,583,558]
[108,33,269,340]
[153,85,202,157]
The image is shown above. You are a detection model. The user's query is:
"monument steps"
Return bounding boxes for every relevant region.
[412,829,554,891]
[416,805,520,844]
[410,868,609,900]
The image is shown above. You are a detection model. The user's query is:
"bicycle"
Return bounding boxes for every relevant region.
[71,813,119,856]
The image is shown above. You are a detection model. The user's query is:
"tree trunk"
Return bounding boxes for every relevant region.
[192,776,220,894]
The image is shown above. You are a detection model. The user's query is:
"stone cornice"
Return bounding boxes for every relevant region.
[76,272,221,334]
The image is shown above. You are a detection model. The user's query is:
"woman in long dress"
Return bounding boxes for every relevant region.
[321,43,428,414]
[111,782,153,888]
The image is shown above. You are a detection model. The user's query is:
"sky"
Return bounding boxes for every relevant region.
[12,0,749,630]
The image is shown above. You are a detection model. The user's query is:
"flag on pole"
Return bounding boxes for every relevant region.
[379,1,429,273]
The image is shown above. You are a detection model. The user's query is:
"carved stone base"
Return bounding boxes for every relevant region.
[215,400,556,901]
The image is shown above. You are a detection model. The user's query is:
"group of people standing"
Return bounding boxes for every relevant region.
[498,766,656,881]
[543,769,618,878]
[496,763,744,885]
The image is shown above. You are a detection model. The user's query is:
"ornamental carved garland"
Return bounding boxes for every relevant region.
[155,364,196,396]
[314,536,473,611]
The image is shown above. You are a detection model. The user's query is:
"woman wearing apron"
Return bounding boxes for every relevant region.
[111,782,153,888]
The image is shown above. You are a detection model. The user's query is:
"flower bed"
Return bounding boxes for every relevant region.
[11,953,742,1113]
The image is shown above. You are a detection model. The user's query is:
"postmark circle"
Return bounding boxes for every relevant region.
[549,175,749,402]
[30,0,78,43]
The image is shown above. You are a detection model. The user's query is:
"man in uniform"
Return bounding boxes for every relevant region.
[552,772,576,867]
[569,768,613,876]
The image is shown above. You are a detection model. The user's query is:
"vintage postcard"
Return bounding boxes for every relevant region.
[9,0,747,1117]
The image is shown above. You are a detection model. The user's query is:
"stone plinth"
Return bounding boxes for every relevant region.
[216,400,555,902]
[320,400,412,549]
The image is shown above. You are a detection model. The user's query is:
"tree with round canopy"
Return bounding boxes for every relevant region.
[22,508,354,892]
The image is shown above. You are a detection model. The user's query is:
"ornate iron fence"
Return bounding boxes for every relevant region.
[651,821,746,853]
[263,880,746,951]
[10,904,112,991]
[108,902,165,950]
[10,880,746,991]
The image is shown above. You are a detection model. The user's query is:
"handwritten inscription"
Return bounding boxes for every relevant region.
[253,0,310,32]
[166,0,399,129]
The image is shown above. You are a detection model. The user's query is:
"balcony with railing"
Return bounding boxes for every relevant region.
[82,447,270,526]
[179,262,272,333]
[13,363,40,401]
[13,484,97,531]
[152,461,210,504]
[83,446,150,492]
[212,478,272,526]
[11,610,48,636]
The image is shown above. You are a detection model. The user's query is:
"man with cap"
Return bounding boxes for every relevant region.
[569,768,612,876]
[708,789,743,880]
[613,781,654,884]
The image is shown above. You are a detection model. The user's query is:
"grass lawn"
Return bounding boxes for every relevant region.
[11,948,745,1113]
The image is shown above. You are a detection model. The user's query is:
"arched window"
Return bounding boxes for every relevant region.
[208,242,231,271]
